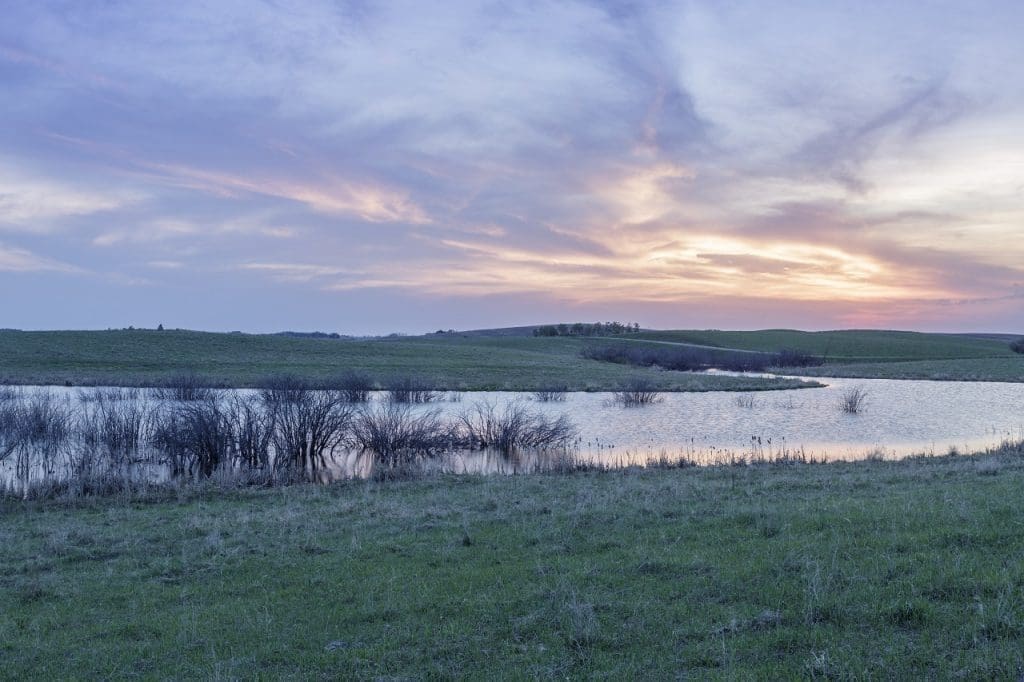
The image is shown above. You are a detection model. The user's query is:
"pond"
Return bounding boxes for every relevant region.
[2,376,1022,491]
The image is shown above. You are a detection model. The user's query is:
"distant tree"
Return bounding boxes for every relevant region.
[157,323,164,331]
[1011,338,1024,354]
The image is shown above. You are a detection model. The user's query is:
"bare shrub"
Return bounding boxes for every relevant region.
[533,386,568,402]
[327,370,375,403]
[261,376,354,474]
[734,394,758,409]
[458,401,577,455]
[582,344,822,372]
[77,388,149,465]
[0,395,22,463]
[384,376,439,404]
[3,393,75,490]
[772,349,824,368]
[352,403,450,467]
[838,386,868,415]
[152,373,219,402]
[150,398,233,477]
[226,394,274,469]
[611,378,663,407]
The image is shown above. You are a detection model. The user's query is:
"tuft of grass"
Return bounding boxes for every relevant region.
[610,377,663,407]
[838,386,868,414]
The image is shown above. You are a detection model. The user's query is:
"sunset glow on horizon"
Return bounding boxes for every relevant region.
[1,1,1022,334]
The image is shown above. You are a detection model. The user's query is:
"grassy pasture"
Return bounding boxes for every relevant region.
[632,328,1017,362]
[793,357,1024,382]
[1,327,1021,387]
[0,329,806,391]
[3,448,1024,678]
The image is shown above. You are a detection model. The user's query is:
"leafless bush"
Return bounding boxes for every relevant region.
[458,401,577,455]
[533,386,569,402]
[352,403,451,467]
[838,386,868,415]
[582,343,822,371]
[327,370,375,403]
[0,396,21,463]
[261,376,354,474]
[152,373,219,402]
[77,388,149,465]
[3,393,75,489]
[226,394,274,469]
[611,378,663,407]
[385,376,439,404]
[150,398,233,477]
[734,394,758,409]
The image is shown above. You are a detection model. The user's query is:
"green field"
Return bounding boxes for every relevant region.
[628,329,1024,382]
[0,329,807,391]
[3,447,1024,678]
[633,328,1018,362]
[1,327,1021,388]
[793,357,1024,382]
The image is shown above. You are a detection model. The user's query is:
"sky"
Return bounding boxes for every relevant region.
[1,1,1023,335]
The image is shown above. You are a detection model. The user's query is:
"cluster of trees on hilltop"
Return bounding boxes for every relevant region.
[533,322,640,337]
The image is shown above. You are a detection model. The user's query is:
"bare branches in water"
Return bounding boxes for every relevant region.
[327,370,375,403]
[384,376,439,404]
[352,403,451,468]
[151,373,221,402]
[611,378,663,407]
[839,387,868,415]
[458,401,577,456]
[533,386,569,402]
[260,376,354,475]
[2,382,583,499]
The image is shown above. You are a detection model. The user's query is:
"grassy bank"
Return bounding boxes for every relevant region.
[793,357,1024,382]
[0,329,809,392]
[633,328,1018,362]
[3,448,1024,678]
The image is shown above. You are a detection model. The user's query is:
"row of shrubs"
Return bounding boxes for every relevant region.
[0,379,577,497]
[581,344,823,372]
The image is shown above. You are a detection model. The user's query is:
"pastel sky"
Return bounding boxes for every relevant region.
[2,1,1023,334]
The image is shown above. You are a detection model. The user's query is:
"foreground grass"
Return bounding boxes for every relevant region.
[4,452,1024,678]
[0,329,808,392]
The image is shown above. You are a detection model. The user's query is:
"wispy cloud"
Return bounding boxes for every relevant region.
[0,242,80,273]
[0,163,135,230]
